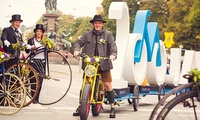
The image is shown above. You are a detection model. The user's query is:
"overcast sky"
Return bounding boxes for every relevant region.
[0,0,102,28]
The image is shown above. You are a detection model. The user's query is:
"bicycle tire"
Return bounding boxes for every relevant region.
[0,73,26,115]
[133,85,139,111]
[80,84,91,120]
[92,77,103,116]
[26,48,72,105]
[156,90,198,120]
[6,63,39,107]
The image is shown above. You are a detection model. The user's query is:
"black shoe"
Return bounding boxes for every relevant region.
[109,108,116,118]
[73,106,80,116]
[32,100,38,104]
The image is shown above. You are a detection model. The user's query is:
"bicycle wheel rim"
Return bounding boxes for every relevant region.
[7,63,39,107]
[27,49,72,105]
[0,73,26,115]
[156,90,199,120]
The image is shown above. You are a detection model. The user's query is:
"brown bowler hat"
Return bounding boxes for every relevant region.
[90,15,106,23]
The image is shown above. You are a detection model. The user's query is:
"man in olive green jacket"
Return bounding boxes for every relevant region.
[73,15,117,118]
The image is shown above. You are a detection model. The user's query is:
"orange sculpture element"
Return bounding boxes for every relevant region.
[164,32,174,48]
[142,77,149,86]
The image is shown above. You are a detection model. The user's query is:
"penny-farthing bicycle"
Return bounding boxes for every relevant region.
[0,52,26,115]
[26,37,72,105]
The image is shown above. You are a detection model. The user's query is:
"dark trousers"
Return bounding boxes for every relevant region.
[29,59,45,102]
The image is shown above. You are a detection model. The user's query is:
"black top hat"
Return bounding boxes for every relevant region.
[90,15,106,23]
[33,24,45,33]
[10,14,23,23]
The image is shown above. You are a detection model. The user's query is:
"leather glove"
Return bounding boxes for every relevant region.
[109,55,116,61]
[4,40,10,47]
[26,44,32,50]
[74,51,80,57]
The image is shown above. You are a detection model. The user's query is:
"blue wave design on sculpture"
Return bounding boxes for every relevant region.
[133,10,161,66]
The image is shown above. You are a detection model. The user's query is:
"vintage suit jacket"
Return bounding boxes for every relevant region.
[25,37,35,54]
[1,26,23,55]
[73,29,117,71]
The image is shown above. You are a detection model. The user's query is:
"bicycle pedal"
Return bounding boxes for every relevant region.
[114,102,120,106]
[189,105,197,108]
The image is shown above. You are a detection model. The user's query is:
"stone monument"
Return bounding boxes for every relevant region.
[42,0,60,33]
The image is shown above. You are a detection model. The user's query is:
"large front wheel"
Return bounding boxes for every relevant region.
[80,84,91,120]
[27,49,72,105]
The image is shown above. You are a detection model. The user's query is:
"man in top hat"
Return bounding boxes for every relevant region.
[0,14,23,105]
[73,15,117,118]
[1,14,23,70]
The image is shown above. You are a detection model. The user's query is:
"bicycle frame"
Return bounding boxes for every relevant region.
[80,56,105,105]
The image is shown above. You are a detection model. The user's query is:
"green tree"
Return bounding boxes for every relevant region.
[188,0,200,48]
[71,17,93,43]
[138,0,200,50]
[139,0,169,40]
[57,14,75,35]
[189,0,200,27]
[164,0,196,49]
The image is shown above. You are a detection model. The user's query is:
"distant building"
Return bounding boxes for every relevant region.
[96,7,104,15]
[24,25,35,42]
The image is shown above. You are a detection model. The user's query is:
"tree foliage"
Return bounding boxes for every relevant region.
[101,0,200,50]
[71,17,93,43]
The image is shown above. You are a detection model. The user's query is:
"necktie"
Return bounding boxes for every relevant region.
[15,29,19,34]
[15,29,21,41]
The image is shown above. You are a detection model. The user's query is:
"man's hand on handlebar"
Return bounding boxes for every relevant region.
[109,55,116,61]
[74,51,80,57]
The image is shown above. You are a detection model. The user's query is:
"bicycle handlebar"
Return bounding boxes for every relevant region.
[77,53,108,63]
[183,74,194,83]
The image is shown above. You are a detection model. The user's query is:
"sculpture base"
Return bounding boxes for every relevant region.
[43,14,60,33]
